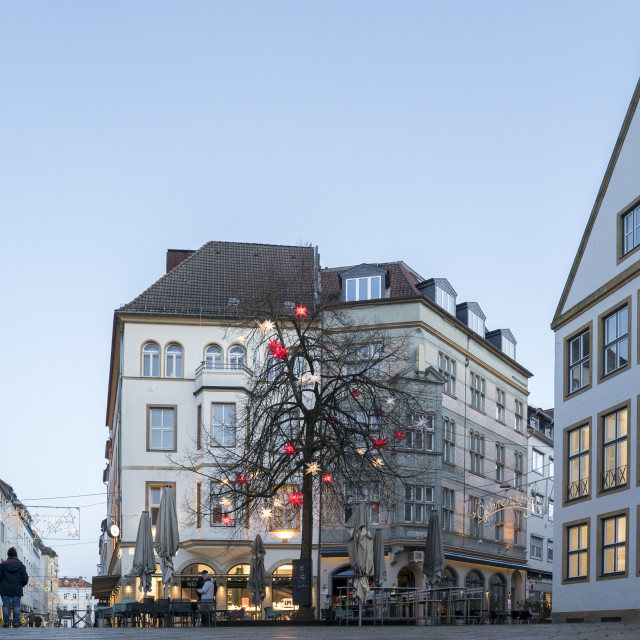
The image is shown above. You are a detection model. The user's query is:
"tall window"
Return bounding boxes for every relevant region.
[272,487,300,530]
[210,485,235,526]
[468,311,484,335]
[602,514,626,575]
[622,204,640,254]
[436,287,456,314]
[438,352,456,396]
[443,418,455,464]
[514,451,523,489]
[602,408,628,491]
[494,508,504,541]
[568,424,590,500]
[229,345,246,370]
[403,485,433,524]
[442,488,454,531]
[514,510,523,545]
[495,389,506,422]
[495,443,505,482]
[142,342,160,377]
[530,535,543,560]
[165,343,183,378]
[346,343,382,379]
[196,482,202,529]
[148,407,175,450]
[470,373,485,411]
[212,404,236,447]
[344,485,380,525]
[547,539,553,562]
[345,276,382,302]
[532,449,544,474]
[205,345,223,370]
[469,497,483,538]
[515,400,524,431]
[148,484,171,525]
[501,337,516,359]
[603,306,629,376]
[470,431,484,474]
[568,329,590,393]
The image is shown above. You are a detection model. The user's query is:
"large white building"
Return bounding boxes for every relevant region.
[57,578,97,627]
[552,77,640,622]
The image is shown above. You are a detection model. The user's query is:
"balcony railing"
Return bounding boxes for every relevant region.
[601,465,627,491]
[195,361,254,376]
[194,361,254,393]
[567,477,590,500]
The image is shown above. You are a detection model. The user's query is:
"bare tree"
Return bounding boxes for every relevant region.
[177,282,436,617]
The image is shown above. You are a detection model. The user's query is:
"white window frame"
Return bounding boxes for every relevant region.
[142,342,160,377]
[470,373,485,411]
[501,336,516,359]
[532,449,544,474]
[438,352,457,396]
[211,403,236,447]
[468,311,484,335]
[531,535,543,560]
[515,400,524,431]
[165,343,183,378]
[149,407,175,451]
[205,345,223,370]
[496,388,506,423]
[345,276,382,302]
[229,345,246,370]
[443,418,455,464]
[436,287,456,314]
[403,485,434,524]
[623,204,640,254]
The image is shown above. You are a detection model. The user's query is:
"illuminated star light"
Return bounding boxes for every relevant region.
[261,508,273,519]
[236,475,248,485]
[221,478,231,486]
[309,374,320,384]
[371,437,388,451]
[385,397,395,407]
[221,498,232,507]
[294,305,308,318]
[286,492,304,506]
[351,389,360,398]
[372,458,384,469]
[322,474,333,483]
[269,341,289,361]
[284,443,296,455]
[357,448,367,456]
[258,320,276,332]
[394,429,406,439]
[221,515,233,526]
[305,461,321,475]
[273,499,283,508]
[414,416,429,429]
[237,335,246,343]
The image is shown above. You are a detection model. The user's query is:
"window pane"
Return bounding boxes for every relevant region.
[605,346,616,374]
[619,410,628,436]
[579,553,587,576]
[150,431,161,448]
[370,277,381,299]
[604,518,615,545]
[605,415,617,442]
[581,426,589,450]
[143,356,151,377]
[617,546,626,572]
[164,409,174,428]
[359,278,368,300]
[346,279,356,301]
[581,331,589,356]
[568,554,578,577]
[163,431,174,449]
[604,547,615,573]
[618,516,626,543]
[619,339,628,368]
[151,409,161,427]
[619,308,628,335]
[569,430,579,456]
[404,505,412,521]
[604,445,615,473]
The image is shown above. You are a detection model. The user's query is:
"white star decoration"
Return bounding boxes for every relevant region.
[414,417,428,429]
[273,499,283,508]
[258,320,275,332]
[237,335,246,343]
[305,461,321,475]
[386,397,395,406]
[261,508,273,519]
[357,448,367,456]
[309,374,320,384]
[373,458,384,469]
[221,498,232,507]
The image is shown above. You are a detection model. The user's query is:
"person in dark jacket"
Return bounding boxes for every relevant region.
[0,548,29,628]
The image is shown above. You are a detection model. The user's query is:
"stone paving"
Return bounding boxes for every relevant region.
[0,623,637,640]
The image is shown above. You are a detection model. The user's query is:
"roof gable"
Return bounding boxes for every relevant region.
[553,76,640,329]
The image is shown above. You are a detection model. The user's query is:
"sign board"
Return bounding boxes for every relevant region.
[292,559,312,606]
[181,578,198,589]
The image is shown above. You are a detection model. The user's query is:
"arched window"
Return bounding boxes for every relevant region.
[166,343,183,378]
[205,345,223,370]
[142,343,160,377]
[229,345,246,370]
[465,570,485,612]
[440,566,458,588]
[272,564,293,610]
[180,564,215,601]
[227,564,250,609]
[489,573,507,613]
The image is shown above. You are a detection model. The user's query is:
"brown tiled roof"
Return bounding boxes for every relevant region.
[119,241,318,318]
[320,262,422,304]
[58,578,92,589]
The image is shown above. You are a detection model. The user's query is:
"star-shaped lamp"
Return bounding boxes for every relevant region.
[295,305,308,318]
[286,492,304,506]
[305,461,321,475]
[322,474,333,483]
[284,443,296,455]
[221,515,233,526]
[371,437,388,451]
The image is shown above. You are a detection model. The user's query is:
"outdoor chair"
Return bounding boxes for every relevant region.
[57,608,76,628]
[263,606,276,621]
[125,601,143,627]
[197,602,214,627]
[171,599,192,627]
[334,606,355,625]
[225,608,245,621]
[138,602,155,627]
[153,599,171,627]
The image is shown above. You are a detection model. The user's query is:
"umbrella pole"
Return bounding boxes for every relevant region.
[164,584,168,600]
[359,600,362,627]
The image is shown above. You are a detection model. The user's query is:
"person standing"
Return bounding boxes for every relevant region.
[0,548,29,628]
[196,574,216,627]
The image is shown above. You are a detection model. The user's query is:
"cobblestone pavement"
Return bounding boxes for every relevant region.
[0,624,637,640]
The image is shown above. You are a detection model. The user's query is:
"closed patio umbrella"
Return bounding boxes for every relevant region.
[422,509,445,588]
[248,534,266,609]
[154,486,179,596]
[131,511,155,596]
[372,528,386,587]
[347,503,374,626]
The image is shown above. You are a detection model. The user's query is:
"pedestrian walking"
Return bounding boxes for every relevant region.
[0,548,29,628]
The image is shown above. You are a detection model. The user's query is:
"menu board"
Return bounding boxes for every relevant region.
[292,559,312,606]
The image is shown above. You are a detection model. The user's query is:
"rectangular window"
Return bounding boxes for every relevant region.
[468,311,484,335]
[494,508,504,541]
[547,539,553,562]
[443,418,455,464]
[438,352,457,396]
[495,443,505,482]
[531,535,543,560]
[496,389,506,423]
[345,276,382,302]
[403,485,434,524]
[196,404,202,450]
[622,204,640,255]
[601,407,629,491]
[602,306,629,376]
[470,431,484,475]
[514,451,523,489]
[470,373,485,411]
[515,400,524,432]
[210,484,235,527]
[514,510,523,545]
[469,496,483,538]
[501,337,516,359]
[533,493,545,516]
[568,329,590,394]
[212,404,236,447]
[196,482,202,529]
[602,514,626,575]
[271,486,299,530]
[148,483,172,526]
[442,488,454,531]
[344,485,380,525]
[148,407,176,451]
[567,424,590,500]
[567,523,588,579]
[346,343,382,379]
[532,449,544,474]
[436,287,456,314]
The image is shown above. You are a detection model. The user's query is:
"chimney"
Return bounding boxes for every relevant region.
[166,249,195,273]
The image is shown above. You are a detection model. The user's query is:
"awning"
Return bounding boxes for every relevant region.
[444,552,528,571]
[91,575,120,599]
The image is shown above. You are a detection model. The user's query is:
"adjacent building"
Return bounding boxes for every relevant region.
[98,242,534,615]
[552,77,640,622]
[40,546,59,623]
[57,578,97,627]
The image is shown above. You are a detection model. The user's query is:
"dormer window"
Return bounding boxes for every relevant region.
[502,337,516,359]
[468,311,484,335]
[436,287,456,314]
[345,276,382,302]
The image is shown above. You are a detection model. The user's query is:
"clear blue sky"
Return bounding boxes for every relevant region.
[2,1,639,579]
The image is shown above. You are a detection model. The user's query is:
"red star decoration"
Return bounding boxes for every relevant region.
[269,341,289,361]
[284,443,296,455]
[371,437,388,451]
[322,474,333,483]
[221,515,232,526]
[351,389,360,398]
[236,475,248,485]
[371,503,378,510]
[286,492,304,506]
[267,338,279,351]
[294,305,308,318]
[394,429,406,440]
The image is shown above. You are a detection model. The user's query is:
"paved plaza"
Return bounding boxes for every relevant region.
[0,624,637,640]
